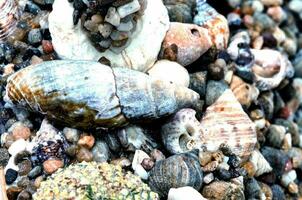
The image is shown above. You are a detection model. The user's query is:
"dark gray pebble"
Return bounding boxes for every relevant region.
[5,168,18,184]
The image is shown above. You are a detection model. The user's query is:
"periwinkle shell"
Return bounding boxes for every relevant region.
[148,150,203,197]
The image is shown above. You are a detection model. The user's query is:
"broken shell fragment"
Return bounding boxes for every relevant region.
[249,150,272,177]
[251,49,294,91]
[160,22,212,66]
[199,89,257,159]
[4,60,200,129]
[161,108,202,154]
[168,187,208,200]
[148,150,203,197]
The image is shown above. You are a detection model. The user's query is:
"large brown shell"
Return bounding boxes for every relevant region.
[5,60,200,129]
[199,89,257,159]
[148,150,203,197]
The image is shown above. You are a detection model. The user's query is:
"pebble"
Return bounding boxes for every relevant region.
[0,148,10,166]
[34,176,44,188]
[18,159,32,176]
[208,59,226,80]
[202,181,244,199]
[203,173,214,184]
[261,0,283,7]
[17,190,32,200]
[43,159,64,174]
[78,134,95,149]
[105,7,121,27]
[27,166,42,179]
[205,80,228,106]
[110,157,132,168]
[150,149,166,162]
[8,139,28,156]
[117,0,141,18]
[5,168,18,184]
[271,184,285,200]
[9,122,31,141]
[266,125,286,148]
[27,29,42,45]
[63,127,80,143]
[91,140,110,163]
[244,177,263,199]
[41,40,54,54]
[98,23,113,38]
[6,186,23,200]
[189,71,207,99]
[132,150,149,180]
[281,170,297,187]
[76,147,93,162]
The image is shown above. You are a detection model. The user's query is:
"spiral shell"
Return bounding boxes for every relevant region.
[199,89,257,159]
[4,60,199,129]
[251,49,294,91]
[148,150,203,197]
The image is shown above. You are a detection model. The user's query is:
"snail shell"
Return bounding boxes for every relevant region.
[251,49,294,91]
[148,150,203,197]
[4,60,199,129]
[199,89,257,159]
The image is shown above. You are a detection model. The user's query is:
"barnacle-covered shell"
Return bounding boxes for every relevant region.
[199,89,257,159]
[160,22,212,66]
[48,0,169,72]
[194,0,230,49]
[161,108,202,154]
[251,49,294,91]
[148,150,203,197]
[4,60,199,129]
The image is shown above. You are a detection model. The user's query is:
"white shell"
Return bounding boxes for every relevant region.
[147,60,190,87]
[168,187,208,200]
[48,0,169,72]
[249,150,272,177]
[132,150,150,180]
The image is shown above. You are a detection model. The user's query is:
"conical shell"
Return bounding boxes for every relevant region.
[148,150,203,197]
[5,60,199,129]
[199,89,257,159]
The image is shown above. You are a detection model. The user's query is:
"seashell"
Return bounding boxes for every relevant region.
[251,49,294,91]
[48,0,169,72]
[0,0,21,40]
[161,108,202,154]
[249,150,272,177]
[116,125,158,152]
[4,60,199,129]
[147,60,190,87]
[230,75,259,108]
[199,89,257,159]
[168,187,208,200]
[132,150,150,180]
[148,150,203,197]
[160,22,212,66]
[194,1,229,49]
[202,181,245,200]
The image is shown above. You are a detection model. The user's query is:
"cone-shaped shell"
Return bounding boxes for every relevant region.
[149,150,203,197]
[199,89,257,159]
[4,60,199,129]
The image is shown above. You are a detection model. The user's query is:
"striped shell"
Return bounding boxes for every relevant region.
[199,89,257,159]
[148,150,203,197]
[4,60,199,129]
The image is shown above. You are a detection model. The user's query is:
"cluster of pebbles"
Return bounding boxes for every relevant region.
[1,0,302,200]
[70,0,146,53]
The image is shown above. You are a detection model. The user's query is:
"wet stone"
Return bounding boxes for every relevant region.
[28,166,42,179]
[5,168,18,184]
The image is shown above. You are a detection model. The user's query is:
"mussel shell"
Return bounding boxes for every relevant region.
[148,150,203,197]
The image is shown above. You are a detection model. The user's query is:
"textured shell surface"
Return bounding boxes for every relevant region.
[48,0,169,72]
[161,108,202,154]
[194,1,230,49]
[148,150,203,197]
[5,60,200,129]
[251,49,294,91]
[199,89,257,159]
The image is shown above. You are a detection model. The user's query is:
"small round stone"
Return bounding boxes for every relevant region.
[141,158,155,170]
[63,127,80,143]
[27,29,42,45]
[43,159,64,174]
[76,147,93,162]
[34,176,44,188]
[17,190,32,200]
[42,40,54,54]
[11,122,31,141]
[5,168,18,184]
[0,148,10,166]
[78,134,95,149]
[18,160,32,176]
[28,166,42,179]
[17,177,30,189]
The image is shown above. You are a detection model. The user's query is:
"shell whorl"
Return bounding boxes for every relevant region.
[148,150,203,197]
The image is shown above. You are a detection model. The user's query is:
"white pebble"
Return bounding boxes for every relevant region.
[168,187,208,200]
[8,139,27,156]
[281,170,297,187]
[117,0,141,18]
